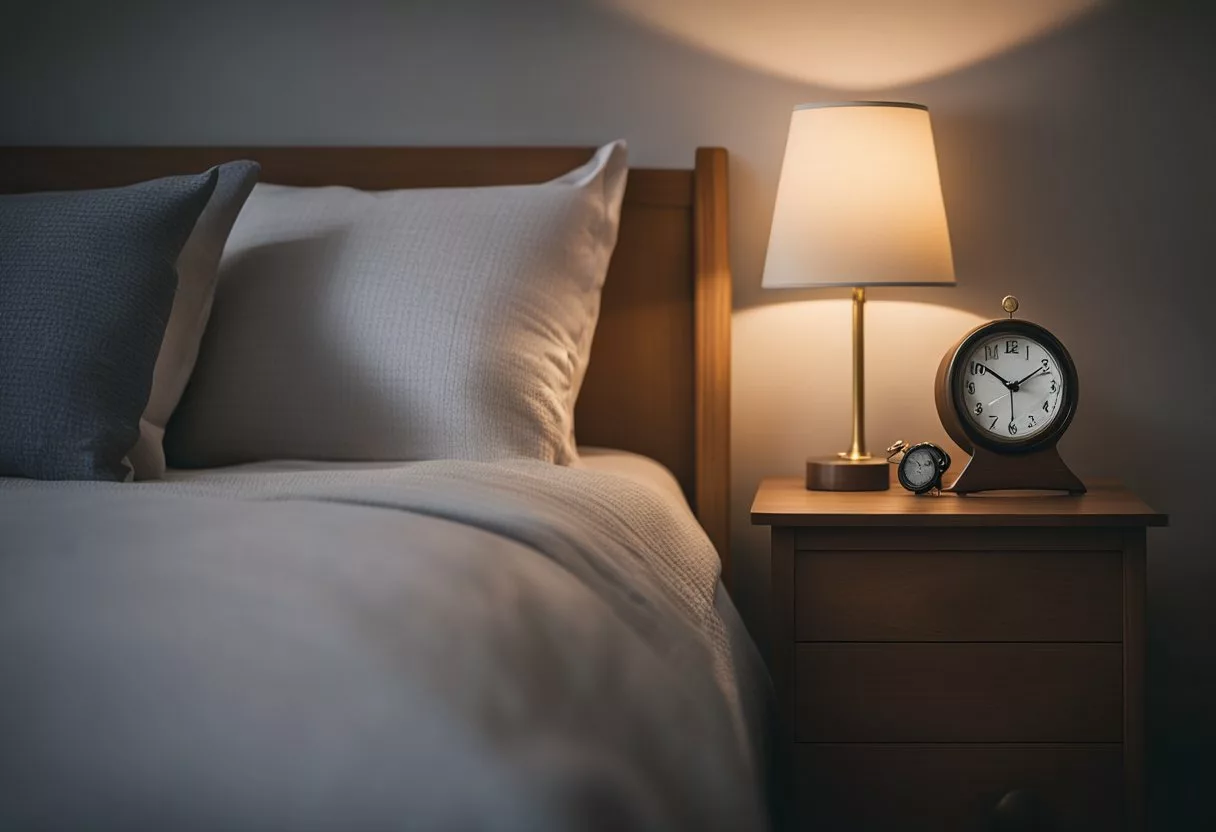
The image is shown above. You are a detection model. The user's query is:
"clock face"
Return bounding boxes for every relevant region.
[901,446,939,489]
[959,333,1066,443]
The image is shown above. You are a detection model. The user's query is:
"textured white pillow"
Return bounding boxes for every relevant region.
[164,142,627,467]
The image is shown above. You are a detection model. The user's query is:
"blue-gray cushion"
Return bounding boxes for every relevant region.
[0,170,218,481]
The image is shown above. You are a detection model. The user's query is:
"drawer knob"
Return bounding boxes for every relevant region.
[992,789,1051,831]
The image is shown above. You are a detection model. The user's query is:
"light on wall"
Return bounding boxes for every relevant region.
[605,0,1103,90]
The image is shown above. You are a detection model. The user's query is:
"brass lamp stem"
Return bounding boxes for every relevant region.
[807,286,886,491]
[843,286,868,461]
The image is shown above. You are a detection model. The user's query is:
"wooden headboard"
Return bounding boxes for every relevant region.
[0,146,733,575]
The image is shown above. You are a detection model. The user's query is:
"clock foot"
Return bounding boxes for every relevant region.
[806,457,890,491]
[948,446,1086,494]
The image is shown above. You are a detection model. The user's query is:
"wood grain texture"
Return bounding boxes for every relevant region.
[0,146,733,567]
[950,444,1086,495]
[576,194,694,499]
[0,146,684,202]
[692,147,731,570]
[794,743,1124,832]
[793,526,1125,552]
[754,478,1163,830]
[769,527,798,831]
[795,548,1124,642]
[795,643,1124,743]
[752,476,1167,528]
[1123,530,1147,831]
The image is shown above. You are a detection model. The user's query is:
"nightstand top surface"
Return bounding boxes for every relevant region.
[751,476,1167,527]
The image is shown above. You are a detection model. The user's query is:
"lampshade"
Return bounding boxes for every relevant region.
[762,101,955,289]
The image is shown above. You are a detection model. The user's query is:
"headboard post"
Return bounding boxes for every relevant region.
[693,148,732,579]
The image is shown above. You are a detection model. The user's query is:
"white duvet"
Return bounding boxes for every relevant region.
[0,455,765,831]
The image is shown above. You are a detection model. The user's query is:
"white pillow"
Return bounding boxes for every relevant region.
[164,141,627,467]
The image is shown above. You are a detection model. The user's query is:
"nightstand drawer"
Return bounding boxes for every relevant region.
[795,643,1123,742]
[795,548,1123,642]
[794,744,1124,832]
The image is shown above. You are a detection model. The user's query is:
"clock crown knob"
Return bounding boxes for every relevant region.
[1001,295,1020,317]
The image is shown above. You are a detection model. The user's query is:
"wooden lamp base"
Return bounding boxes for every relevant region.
[949,446,1086,495]
[806,457,890,491]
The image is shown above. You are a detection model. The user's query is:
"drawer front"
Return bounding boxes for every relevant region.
[796,643,1123,742]
[794,744,1124,832]
[795,548,1123,642]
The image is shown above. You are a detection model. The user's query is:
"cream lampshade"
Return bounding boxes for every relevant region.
[762,101,955,490]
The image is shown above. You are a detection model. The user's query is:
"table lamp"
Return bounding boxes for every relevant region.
[762,101,956,491]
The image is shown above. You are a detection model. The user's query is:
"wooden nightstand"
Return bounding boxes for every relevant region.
[752,477,1166,832]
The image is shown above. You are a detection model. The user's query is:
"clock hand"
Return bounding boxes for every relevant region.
[1009,384,1015,427]
[1013,366,1047,387]
[981,365,1015,388]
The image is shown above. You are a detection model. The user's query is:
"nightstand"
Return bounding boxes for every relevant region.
[752,477,1166,832]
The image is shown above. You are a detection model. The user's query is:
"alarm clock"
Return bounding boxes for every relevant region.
[888,440,951,495]
[934,296,1085,494]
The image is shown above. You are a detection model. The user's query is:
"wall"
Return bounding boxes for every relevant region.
[3,0,1212,823]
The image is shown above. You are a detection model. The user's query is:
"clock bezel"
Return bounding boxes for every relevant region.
[897,442,950,494]
[937,319,1079,456]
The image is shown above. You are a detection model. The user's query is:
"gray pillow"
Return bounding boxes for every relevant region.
[0,171,218,481]
[127,161,260,481]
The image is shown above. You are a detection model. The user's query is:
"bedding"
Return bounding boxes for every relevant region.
[0,455,767,831]
[129,160,261,481]
[164,141,628,470]
[0,170,217,482]
[161,447,687,505]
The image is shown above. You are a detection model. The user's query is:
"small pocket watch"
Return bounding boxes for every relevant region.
[887,440,951,495]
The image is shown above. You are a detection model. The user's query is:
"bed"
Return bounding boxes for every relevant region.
[0,146,768,830]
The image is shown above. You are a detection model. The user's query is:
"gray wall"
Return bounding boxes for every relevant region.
[3,0,1212,823]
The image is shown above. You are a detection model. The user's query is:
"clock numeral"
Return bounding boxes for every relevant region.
[966,382,975,395]
[1043,401,1050,412]
[1026,345,1032,361]
[969,362,987,376]
[1008,422,1018,435]
[989,416,998,430]
[1028,415,1037,428]
[1042,358,1050,369]
[983,345,1001,361]
[974,402,983,416]
[1005,339,1019,355]
[1050,380,1058,393]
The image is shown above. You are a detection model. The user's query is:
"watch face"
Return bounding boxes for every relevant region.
[900,446,939,490]
[958,332,1066,444]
